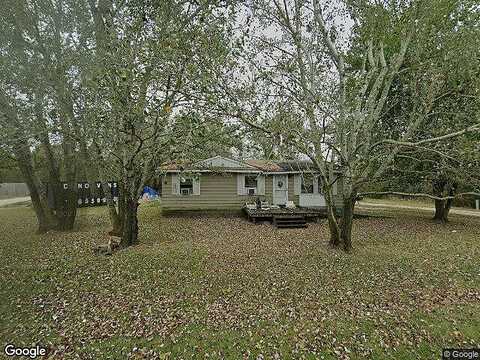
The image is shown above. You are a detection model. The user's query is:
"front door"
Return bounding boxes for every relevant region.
[273,175,288,205]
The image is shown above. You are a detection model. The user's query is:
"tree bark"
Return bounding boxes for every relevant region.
[433,193,454,223]
[323,186,341,247]
[13,143,56,233]
[121,193,139,247]
[326,203,341,247]
[340,195,356,252]
[54,140,77,231]
[57,187,77,230]
[103,181,124,236]
[432,178,455,223]
[117,182,126,229]
[433,199,447,222]
[107,199,123,235]
[53,65,79,231]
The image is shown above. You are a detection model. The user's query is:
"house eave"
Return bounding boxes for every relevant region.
[163,169,262,174]
[163,169,341,175]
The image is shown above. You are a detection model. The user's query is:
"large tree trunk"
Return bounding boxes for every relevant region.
[340,195,356,252]
[433,193,454,223]
[19,167,50,233]
[57,96,78,230]
[117,182,126,229]
[432,178,455,223]
[13,143,56,233]
[93,138,125,235]
[121,193,139,247]
[327,211,341,247]
[326,202,341,247]
[55,141,77,231]
[55,68,79,231]
[323,186,341,247]
[107,199,122,235]
[38,130,67,229]
[433,199,448,222]
[57,187,77,230]
[102,181,124,236]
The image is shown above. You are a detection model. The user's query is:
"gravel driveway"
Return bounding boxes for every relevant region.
[0,196,31,208]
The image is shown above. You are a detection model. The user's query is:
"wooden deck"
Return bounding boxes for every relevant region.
[244,206,326,224]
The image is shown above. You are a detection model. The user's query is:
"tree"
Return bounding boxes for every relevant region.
[359,0,480,223]
[0,0,95,232]
[82,0,235,247]
[0,149,22,182]
[217,0,480,251]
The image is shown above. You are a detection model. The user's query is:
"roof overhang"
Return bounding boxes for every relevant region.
[164,169,262,174]
[161,156,342,174]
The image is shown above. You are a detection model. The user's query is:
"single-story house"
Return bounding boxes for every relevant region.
[160,156,343,212]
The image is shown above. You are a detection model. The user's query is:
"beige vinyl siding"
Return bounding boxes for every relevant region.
[162,173,260,210]
[161,172,345,211]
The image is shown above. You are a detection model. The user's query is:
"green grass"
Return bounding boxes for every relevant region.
[0,204,479,359]
[360,196,478,212]
[360,196,435,207]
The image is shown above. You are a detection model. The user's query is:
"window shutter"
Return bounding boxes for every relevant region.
[193,176,200,195]
[257,175,265,195]
[171,174,179,195]
[237,174,245,195]
[294,174,301,195]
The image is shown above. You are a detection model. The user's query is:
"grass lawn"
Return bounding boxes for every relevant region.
[359,196,479,212]
[359,196,435,207]
[0,203,479,359]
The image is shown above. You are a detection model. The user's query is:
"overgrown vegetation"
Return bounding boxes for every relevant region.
[1,204,479,359]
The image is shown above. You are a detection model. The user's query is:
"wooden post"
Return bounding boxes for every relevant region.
[476,199,479,211]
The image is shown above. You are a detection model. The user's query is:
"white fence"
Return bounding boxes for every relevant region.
[0,183,30,199]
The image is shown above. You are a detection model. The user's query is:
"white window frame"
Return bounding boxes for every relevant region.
[301,174,315,194]
[179,176,194,195]
[237,174,265,196]
[244,175,258,195]
[172,174,200,196]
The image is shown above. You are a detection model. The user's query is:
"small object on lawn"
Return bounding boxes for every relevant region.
[451,230,457,233]
[93,244,112,256]
[93,236,120,256]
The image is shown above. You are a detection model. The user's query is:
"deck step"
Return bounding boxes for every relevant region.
[273,215,308,229]
[275,219,307,224]
[276,223,308,228]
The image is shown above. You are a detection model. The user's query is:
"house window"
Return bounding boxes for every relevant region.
[244,175,257,195]
[301,175,314,194]
[180,177,193,195]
